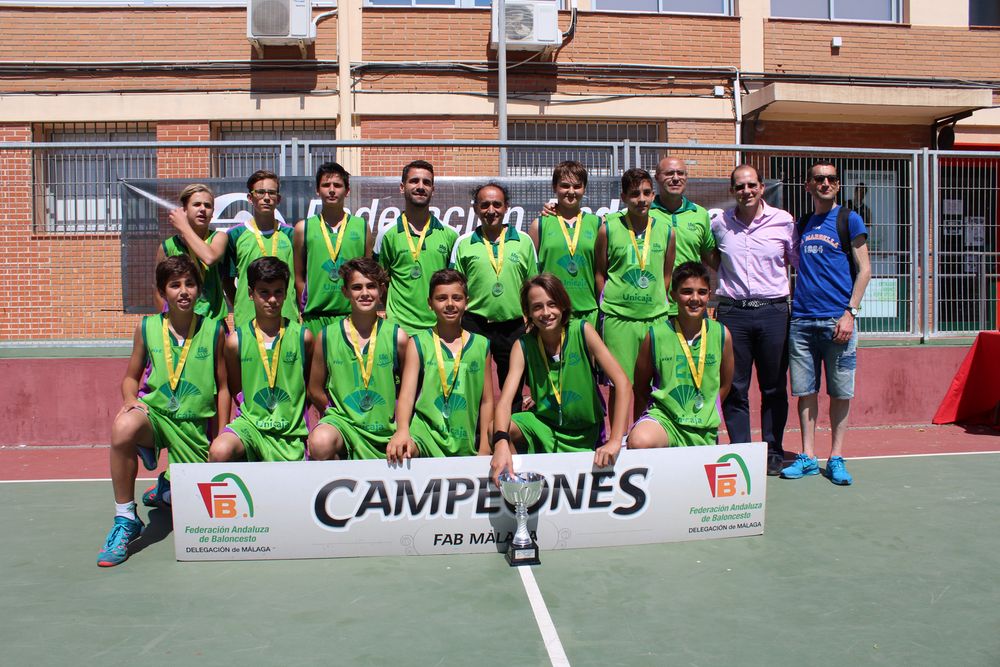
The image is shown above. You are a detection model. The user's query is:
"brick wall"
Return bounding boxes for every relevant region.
[359,116,500,176]
[754,120,928,149]
[666,120,738,178]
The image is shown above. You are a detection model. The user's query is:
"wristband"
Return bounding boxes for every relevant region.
[491,431,510,448]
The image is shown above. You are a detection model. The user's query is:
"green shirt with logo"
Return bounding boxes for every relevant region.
[648,318,724,430]
[162,233,227,321]
[601,211,672,320]
[450,225,538,322]
[374,217,458,335]
[409,329,490,457]
[140,314,221,421]
[226,222,298,328]
[301,214,369,318]
[235,318,308,438]
[650,196,715,316]
[536,213,601,316]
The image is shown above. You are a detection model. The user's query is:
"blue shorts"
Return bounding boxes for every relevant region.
[789,317,857,399]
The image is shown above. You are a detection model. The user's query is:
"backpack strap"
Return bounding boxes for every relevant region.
[836,205,857,284]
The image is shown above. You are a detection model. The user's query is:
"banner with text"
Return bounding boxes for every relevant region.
[171,443,767,561]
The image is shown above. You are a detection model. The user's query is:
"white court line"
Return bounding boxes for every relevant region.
[518,566,570,667]
[0,476,156,484]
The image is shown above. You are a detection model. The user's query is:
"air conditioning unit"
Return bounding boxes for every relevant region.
[247,0,315,54]
[491,0,562,52]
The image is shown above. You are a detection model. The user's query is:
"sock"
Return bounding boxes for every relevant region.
[115,501,137,521]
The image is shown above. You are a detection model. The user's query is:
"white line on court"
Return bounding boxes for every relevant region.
[849,450,1000,460]
[0,477,157,484]
[518,566,570,667]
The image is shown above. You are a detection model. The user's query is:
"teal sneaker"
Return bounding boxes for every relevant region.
[781,453,819,479]
[826,456,854,486]
[136,445,158,471]
[96,515,145,567]
[142,472,171,508]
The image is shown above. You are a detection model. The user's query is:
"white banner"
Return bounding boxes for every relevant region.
[171,443,767,561]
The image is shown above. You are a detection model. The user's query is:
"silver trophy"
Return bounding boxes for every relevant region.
[499,471,543,566]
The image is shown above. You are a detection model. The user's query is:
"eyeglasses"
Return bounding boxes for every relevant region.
[477,201,505,210]
[810,174,839,184]
[251,189,279,197]
[733,182,760,191]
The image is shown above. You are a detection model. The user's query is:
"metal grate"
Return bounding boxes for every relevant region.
[507,120,665,176]
[211,120,337,179]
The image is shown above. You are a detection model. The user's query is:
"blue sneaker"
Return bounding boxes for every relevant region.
[136,445,158,471]
[781,453,819,479]
[96,515,145,567]
[826,456,854,486]
[142,472,171,508]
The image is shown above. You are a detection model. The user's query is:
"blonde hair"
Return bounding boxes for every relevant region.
[179,183,215,207]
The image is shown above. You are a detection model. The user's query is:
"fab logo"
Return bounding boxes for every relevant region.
[198,473,255,519]
[704,453,751,498]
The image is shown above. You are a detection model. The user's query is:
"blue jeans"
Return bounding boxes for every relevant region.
[789,317,857,399]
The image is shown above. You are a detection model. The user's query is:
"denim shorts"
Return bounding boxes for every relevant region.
[788,317,858,399]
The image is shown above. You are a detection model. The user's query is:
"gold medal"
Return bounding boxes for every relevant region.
[402,214,430,280]
[253,319,285,406]
[556,214,582,275]
[319,213,347,282]
[482,227,507,289]
[247,218,280,257]
[432,328,466,421]
[161,314,198,411]
[626,215,653,273]
[674,318,708,409]
[537,328,566,426]
[347,318,379,390]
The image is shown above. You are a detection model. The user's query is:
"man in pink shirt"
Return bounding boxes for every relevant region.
[710,164,796,475]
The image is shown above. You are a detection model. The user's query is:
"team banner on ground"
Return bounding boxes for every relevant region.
[171,443,767,561]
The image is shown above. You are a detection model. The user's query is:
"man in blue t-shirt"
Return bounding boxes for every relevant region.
[782,162,871,486]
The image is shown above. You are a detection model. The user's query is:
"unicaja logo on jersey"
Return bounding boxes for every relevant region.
[704,453,751,498]
[198,473,255,519]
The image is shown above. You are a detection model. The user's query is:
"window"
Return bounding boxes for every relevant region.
[212,121,337,179]
[971,0,1000,27]
[34,123,156,233]
[506,120,665,176]
[593,0,730,14]
[770,0,899,22]
[365,0,490,7]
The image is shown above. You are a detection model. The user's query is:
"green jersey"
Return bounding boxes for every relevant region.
[235,319,308,438]
[520,319,604,431]
[537,213,600,315]
[648,318,724,430]
[409,329,489,457]
[601,211,673,319]
[322,317,400,455]
[650,196,715,316]
[226,221,298,328]
[450,225,537,322]
[301,214,369,318]
[375,216,458,335]
[162,233,227,321]
[140,314,221,421]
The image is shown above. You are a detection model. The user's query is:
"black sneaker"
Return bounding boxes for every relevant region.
[766,450,784,476]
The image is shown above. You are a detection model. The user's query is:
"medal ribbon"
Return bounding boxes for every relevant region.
[347,318,379,389]
[319,213,348,266]
[626,216,653,271]
[253,319,285,390]
[432,329,466,400]
[482,228,506,280]
[537,328,566,410]
[674,318,707,393]
[248,219,280,257]
[556,214,582,257]
[162,314,199,391]
[401,214,431,264]
[185,244,207,278]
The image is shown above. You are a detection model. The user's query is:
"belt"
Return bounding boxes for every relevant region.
[717,296,788,309]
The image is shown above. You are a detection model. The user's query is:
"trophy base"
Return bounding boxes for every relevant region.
[505,543,540,566]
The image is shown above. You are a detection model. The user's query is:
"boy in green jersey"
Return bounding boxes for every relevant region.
[597,168,676,383]
[374,160,459,335]
[530,161,602,327]
[307,258,410,461]
[211,257,312,462]
[629,262,735,448]
[294,162,373,336]
[490,274,632,486]
[97,255,229,567]
[160,184,228,321]
[451,183,537,412]
[391,269,494,459]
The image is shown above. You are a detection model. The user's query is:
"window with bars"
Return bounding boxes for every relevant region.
[211,121,337,179]
[770,0,900,22]
[506,120,666,176]
[34,123,157,233]
[593,0,731,15]
[364,0,491,7]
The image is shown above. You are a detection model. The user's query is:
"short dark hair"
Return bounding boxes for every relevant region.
[729,164,760,188]
[428,269,468,298]
[316,161,350,190]
[155,255,202,293]
[621,167,654,194]
[247,169,280,193]
[402,160,435,182]
[339,257,388,287]
[808,161,838,179]
[472,182,509,205]
[247,256,290,290]
[520,273,572,331]
[551,161,588,189]
[670,261,711,292]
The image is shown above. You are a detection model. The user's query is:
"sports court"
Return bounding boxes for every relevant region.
[3,427,998,667]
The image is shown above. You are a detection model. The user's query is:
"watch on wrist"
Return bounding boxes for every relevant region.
[847,307,859,318]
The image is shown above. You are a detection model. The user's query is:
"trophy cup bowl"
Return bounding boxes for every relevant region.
[498,471,544,566]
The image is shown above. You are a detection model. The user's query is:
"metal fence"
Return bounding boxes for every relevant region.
[5,139,999,339]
